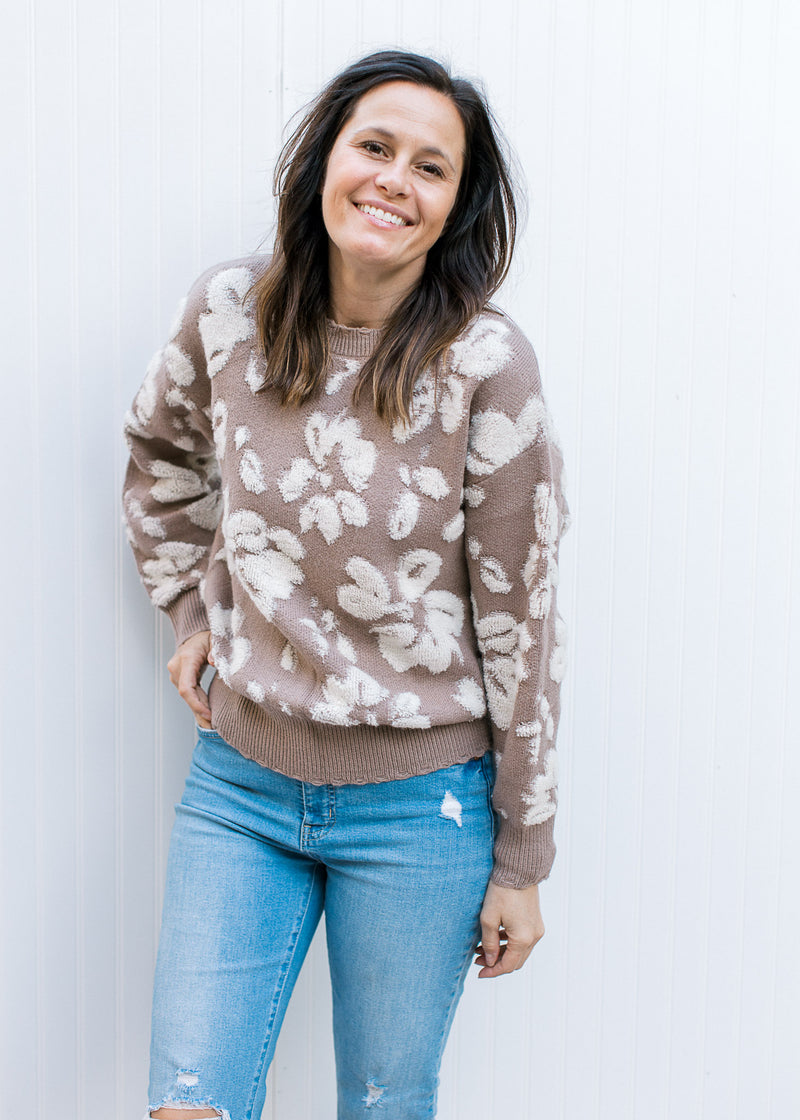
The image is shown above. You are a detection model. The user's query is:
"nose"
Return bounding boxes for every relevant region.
[374,157,411,197]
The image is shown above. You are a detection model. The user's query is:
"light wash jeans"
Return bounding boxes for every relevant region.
[146,726,496,1120]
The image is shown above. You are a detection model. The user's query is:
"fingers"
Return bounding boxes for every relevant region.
[179,661,212,726]
[479,908,502,970]
[475,933,535,978]
[166,631,213,726]
[475,881,545,979]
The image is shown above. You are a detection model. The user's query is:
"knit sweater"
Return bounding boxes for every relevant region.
[123,255,569,887]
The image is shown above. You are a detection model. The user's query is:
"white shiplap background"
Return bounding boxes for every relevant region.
[2,1,799,1117]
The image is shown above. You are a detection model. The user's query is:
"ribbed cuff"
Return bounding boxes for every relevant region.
[164,587,210,646]
[490,815,556,888]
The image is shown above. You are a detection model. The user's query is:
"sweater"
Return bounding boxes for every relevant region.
[123,255,570,887]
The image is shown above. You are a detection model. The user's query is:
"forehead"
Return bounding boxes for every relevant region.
[342,81,465,164]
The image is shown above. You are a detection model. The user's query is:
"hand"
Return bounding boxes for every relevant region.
[474,880,545,979]
[167,630,215,728]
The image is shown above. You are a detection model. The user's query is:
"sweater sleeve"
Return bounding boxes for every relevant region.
[462,320,570,888]
[122,268,223,645]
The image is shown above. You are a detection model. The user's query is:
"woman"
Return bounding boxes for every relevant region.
[124,49,568,1120]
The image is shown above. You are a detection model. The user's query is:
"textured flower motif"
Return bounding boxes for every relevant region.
[147,460,208,503]
[244,352,266,393]
[337,549,464,675]
[522,748,558,826]
[239,449,267,494]
[279,412,377,544]
[141,541,207,607]
[452,677,487,717]
[448,317,512,382]
[473,611,528,730]
[523,483,560,620]
[388,692,431,729]
[223,507,305,621]
[311,666,388,726]
[391,370,466,443]
[212,400,228,460]
[310,668,430,729]
[390,318,512,446]
[163,342,195,387]
[387,462,451,540]
[208,603,252,685]
[199,267,255,378]
[325,358,361,397]
[516,694,554,766]
[125,495,166,540]
[466,537,513,594]
[466,394,549,477]
[299,609,357,664]
[185,491,223,530]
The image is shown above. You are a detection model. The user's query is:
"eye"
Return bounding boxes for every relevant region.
[361,140,386,156]
[419,162,445,179]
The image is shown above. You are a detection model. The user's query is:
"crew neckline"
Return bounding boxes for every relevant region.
[326,319,383,358]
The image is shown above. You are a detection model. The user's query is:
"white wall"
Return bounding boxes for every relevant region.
[3,1,798,1117]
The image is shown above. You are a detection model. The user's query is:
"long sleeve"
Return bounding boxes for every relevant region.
[122,266,227,644]
[462,322,570,887]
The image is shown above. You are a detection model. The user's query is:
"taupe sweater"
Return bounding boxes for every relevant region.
[123,256,570,887]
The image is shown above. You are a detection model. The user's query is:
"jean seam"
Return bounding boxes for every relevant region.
[480,753,497,843]
[422,931,480,1118]
[243,862,323,1119]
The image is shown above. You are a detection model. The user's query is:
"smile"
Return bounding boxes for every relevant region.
[355,203,410,227]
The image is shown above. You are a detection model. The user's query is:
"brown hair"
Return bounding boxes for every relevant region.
[251,49,518,425]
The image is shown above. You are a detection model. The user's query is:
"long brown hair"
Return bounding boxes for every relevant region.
[251,50,518,425]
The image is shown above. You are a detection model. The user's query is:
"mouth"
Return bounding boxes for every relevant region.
[354,202,411,228]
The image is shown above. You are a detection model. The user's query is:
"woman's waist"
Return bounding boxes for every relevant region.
[208,674,492,786]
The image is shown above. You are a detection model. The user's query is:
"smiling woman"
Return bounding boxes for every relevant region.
[321,81,465,320]
[123,49,569,1120]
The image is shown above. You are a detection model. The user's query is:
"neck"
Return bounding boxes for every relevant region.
[328,250,423,328]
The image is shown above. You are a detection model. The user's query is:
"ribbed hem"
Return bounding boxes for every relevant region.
[164,588,210,646]
[326,320,382,358]
[209,675,491,786]
[490,816,556,888]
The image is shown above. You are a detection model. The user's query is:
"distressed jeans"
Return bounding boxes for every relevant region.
[146,726,496,1120]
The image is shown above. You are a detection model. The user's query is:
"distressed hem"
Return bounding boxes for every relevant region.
[144,1103,229,1119]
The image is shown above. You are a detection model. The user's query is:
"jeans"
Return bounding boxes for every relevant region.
[146,727,496,1120]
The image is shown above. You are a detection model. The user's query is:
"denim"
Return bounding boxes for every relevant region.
[147,727,496,1120]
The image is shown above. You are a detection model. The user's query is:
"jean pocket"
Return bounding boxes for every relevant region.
[195,724,222,738]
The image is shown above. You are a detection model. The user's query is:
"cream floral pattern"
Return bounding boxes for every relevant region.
[123,257,569,886]
[337,549,464,675]
[221,502,305,621]
[387,462,451,540]
[278,412,377,544]
[208,602,252,685]
[199,267,255,378]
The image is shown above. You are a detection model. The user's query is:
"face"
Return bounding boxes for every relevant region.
[320,80,465,289]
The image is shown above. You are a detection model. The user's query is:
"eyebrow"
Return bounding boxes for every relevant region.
[350,126,460,176]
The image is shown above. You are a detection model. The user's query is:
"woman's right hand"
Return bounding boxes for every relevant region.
[167,630,215,728]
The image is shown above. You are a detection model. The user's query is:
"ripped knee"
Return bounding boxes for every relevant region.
[147,1065,231,1119]
[363,1079,386,1108]
[149,1061,227,1115]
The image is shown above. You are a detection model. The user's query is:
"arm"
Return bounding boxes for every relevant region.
[123,269,224,702]
[461,320,569,971]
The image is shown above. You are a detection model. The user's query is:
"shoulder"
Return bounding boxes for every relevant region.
[181,253,271,313]
[449,309,543,410]
[165,254,271,354]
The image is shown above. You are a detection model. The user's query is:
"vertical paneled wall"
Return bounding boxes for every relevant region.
[2,2,798,1117]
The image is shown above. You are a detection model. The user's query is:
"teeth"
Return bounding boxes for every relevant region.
[357,204,407,227]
